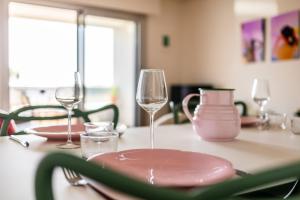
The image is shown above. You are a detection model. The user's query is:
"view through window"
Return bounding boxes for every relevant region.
[84,15,137,125]
[9,3,77,109]
[8,2,138,126]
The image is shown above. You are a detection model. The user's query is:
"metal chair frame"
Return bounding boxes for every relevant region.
[0,104,119,136]
[35,152,300,200]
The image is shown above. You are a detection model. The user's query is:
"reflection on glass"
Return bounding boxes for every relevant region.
[251,78,270,130]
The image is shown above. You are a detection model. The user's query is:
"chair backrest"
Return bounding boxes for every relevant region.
[0,111,16,136]
[35,152,300,200]
[0,104,119,136]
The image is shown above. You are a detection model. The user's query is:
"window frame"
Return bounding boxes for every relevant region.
[1,0,144,125]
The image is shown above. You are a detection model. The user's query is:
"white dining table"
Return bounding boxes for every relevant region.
[1,124,300,200]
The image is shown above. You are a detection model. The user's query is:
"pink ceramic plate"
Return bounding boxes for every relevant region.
[25,124,84,140]
[88,149,235,187]
[241,116,259,127]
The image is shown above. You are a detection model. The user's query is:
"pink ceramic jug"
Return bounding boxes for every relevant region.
[182,88,240,141]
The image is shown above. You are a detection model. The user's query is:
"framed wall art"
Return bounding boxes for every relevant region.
[241,19,265,63]
[271,11,300,61]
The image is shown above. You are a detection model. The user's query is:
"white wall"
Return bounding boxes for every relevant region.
[144,0,182,85]
[50,0,161,15]
[179,0,300,116]
[141,0,183,124]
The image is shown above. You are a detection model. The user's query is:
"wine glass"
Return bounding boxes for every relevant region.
[251,78,270,130]
[136,69,168,149]
[55,72,83,149]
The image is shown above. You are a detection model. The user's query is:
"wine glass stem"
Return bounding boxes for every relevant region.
[67,108,73,144]
[149,112,155,149]
[259,105,265,120]
[258,105,266,130]
[259,104,264,113]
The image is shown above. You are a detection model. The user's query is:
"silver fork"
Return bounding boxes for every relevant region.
[62,167,114,200]
[62,168,87,186]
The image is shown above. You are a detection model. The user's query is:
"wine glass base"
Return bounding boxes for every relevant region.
[56,142,80,149]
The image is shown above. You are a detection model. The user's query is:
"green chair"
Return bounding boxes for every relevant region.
[35,152,300,200]
[294,110,300,117]
[0,104,119,136]
[0,111,16,135]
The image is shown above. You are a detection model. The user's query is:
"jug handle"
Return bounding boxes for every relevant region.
[182,94,200,122]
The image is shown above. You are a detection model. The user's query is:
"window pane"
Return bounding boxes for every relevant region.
[85,25,114,88]
[84,15,115,110]
[84,15,137,126]
[9,2,77,109]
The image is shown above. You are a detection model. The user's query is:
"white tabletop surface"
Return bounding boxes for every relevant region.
[1,124,300,200]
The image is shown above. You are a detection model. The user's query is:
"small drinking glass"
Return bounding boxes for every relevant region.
[80,132,118,160]
[55,72,83,149]
[84,121,114,135]
[269,112,287,130]
[136,69,168,149]
[81,122,118,159]
[251,78,270,130]
[291,117,300,135]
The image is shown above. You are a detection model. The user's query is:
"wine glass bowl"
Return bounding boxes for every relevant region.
[251,78,270,130]
[136,69,168,149]
[55,72,83,149]
[55,89,82,109]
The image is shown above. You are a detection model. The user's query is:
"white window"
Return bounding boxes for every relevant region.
[7,2,141,126]
[9,3,77,108]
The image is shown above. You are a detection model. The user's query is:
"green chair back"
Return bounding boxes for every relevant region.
[35,152,300,200]
[0,111,16,135]
[0,104,119,136]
